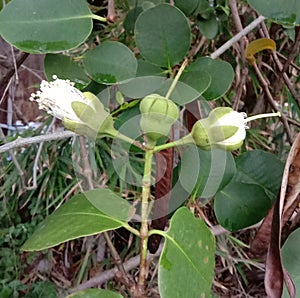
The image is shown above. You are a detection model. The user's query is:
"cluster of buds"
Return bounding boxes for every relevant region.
[30,76,280,151]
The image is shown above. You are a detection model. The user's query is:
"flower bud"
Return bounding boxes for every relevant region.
[139,94,179,145]
[191,107,246,151]
[71,92,118,139]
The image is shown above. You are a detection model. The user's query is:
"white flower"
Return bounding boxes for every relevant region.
[191,107,280,151]
[210,109,247,150]
[30,76,118,139]
[29,75,88,122]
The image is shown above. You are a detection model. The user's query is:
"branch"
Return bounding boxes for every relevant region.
[0,131,76,154]
[0,51,29,98]
[210,15,266,59]
[26,118,56,190]
[68,244,162,293]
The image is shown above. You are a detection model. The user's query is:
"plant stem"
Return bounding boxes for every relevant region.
[136,149,154,297]
[91,14,107,22]
[165,58,189,99]
[115,132,145,150]
[153,133,194,153]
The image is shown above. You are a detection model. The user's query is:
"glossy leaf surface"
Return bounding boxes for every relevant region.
[135,4,191,67]
[248,0,300,26]
[214,182,272,231]
[187,57,234,100]
[22,194,125,251]
[44,54,90,87]
[158,207,215,298]
[282,228,300,298]
[83,41,137,84]
[0,0,92,53]
[179,145,236,199]
[234,150,284,201]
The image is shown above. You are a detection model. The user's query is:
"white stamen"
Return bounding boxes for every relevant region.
[29,76,88,121]
[244,112,281,123]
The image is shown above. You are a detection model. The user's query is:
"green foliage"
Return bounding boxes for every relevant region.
[0,0,298,296]
[83,41,138,84]
[214,182,272,231]
[179,146,236,200]
[135,4,191,68]
[214,150,284,231]
[234,150,284,200]
[22,193,126,251]
[158,207,215,298]
[0,0,93,53]
[248,0,300,26]
[184,57,234,100]
[44,54,90,88]
[282,228,300,298]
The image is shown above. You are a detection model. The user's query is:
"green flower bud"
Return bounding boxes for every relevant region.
[191,107,247,151]
[75,92,118,138]
[139,94,179,145]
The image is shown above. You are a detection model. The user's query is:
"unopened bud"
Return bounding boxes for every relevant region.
[139,94,179,145]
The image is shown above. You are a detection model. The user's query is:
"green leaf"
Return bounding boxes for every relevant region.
[155,79,202,105]
[195,0,210,15]
[0,0,92,53]
[83,188,135,221]
[179,146,236,199]
[83,41,137,84]
[123,6,143,34]
[282,228,300,298]
[66,289,123,298]
[248,0,300,26]
[197,16,219,40]
[180,70,211,95]
[234,150,284,201]
[22,194,125,251]
[118,76,165,99]
[187,57,234,100]
[158,207,215,298]
[174,0,199,16]
[136,59,165,77]
[214,182,272,231]
[135,4,191,67]
[44,54,90,87]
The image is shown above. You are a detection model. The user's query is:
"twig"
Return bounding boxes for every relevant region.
[0,51,29,100]
[252,62,293,144]
[260,22,300,108]
[0,131,76,154]
[77,136,135,290]
[276,52,300,72]
[210,15,266,59]
[282,26,300,74]
[0,127,26,187]
[228,0,249,110]
[107,0,117,22]
[26,118,55,190]
[69,244,162,293]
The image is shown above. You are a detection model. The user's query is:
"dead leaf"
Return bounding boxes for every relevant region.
[264,133,300,298]
[148,145,173,253]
